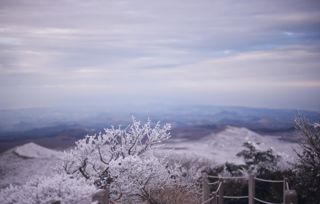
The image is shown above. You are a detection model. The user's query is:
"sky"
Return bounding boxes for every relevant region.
[0,0,320,111]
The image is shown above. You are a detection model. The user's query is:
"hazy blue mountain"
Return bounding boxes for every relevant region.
[0,105,319,152]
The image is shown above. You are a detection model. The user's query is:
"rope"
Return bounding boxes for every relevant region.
[202,176,289,204]
[207,175,247,180]
[201,195,215,204]
[222,195,249,199]
[214,182,222,193]
[255,177,284,183]
[208,181,222,194]
[254,197,283,204]
[208,181,220,185]
[201,182,222,204]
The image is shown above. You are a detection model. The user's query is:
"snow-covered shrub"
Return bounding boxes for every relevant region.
[236,141,281,174]
[0,173,96,204]
[206,141,284,204]
[0,118,199,204]
[209,141,281,178]
[63,118,191,203]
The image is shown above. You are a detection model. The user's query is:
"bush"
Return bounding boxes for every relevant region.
[207,141,283,204]
[63,118,195,203]
[294,117,320,204]
[0,118,199,204]
[236,141,281,175]
[0,173,96,204]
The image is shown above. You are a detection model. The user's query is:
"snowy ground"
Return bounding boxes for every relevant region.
[0,127,299,189]
[158,126,299,168]
[0,143,62,188]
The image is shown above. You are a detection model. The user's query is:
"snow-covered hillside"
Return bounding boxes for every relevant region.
[0,143,62,188]
[0,128,300,189]
[160,126,299,167]
[14,142,63,159]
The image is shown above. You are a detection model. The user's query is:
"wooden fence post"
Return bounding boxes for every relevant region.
[283,178,287,204]
[219,178,224,204]
[202,171,210,204]
[106,185,110,204]
[249,174,255,204]
[284,190,298,204]
[212,192,217,204]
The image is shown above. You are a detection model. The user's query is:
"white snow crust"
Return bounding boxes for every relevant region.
[14,142,63,159]
[159,126,299,167]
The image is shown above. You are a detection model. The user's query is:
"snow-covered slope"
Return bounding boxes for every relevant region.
[0,128,299,189]
[0,143,63,188]
[14,142,63,159]
[160,126,299,167]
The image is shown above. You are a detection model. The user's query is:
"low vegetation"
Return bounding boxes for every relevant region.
[0,117,319,204]
[293,117,320,204]
[206,117,320,204]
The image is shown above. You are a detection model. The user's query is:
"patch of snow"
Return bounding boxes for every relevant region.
[0,143,64,188]
[14,142,63,159]
[159,126,299,168]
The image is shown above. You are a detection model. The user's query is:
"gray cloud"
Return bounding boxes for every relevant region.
[0,0,320,110]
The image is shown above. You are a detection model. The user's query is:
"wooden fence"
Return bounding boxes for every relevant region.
[202,172,298,204]
[90,173,298,204]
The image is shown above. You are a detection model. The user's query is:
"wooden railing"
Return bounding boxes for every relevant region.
[202,172,298,204]
[91,173,298,204]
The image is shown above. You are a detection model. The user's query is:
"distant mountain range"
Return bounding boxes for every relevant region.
[0,105,319,152]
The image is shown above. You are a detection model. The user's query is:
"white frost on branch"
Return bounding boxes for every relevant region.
[0,118,198,204]
[63,117,191,202]
[0,173,96,204]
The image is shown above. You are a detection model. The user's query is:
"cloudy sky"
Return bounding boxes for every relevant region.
[0,0,320,111]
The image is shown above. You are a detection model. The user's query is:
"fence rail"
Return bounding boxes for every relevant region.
[90,173,297,204]
[254,197,283,204]
[207,175,247,180]
[202,172,298,204]
[255,177,284,183]
[222,195,249,199]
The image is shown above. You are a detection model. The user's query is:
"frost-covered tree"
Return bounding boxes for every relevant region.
[294,117,320,203]
[0,118,196,204]
[0,173,96,204]
[63,118,188,203]
[236,141,281,175]
[208,141,281,178]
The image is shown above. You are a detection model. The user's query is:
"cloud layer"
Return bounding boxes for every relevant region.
[0,0,320,110]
